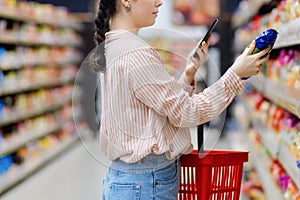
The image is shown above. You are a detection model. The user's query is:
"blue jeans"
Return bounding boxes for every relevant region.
[102,153,180,200]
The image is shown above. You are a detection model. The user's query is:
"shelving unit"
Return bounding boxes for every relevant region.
[0,37,81,47]
[0,124,62,156]
[249,144,283,200]
[0,95,71,127]
[248,75,300,118]
[0,1,81,30]
[0,1,88,195]
[274,34,300,49]
[0,135,76,194]
[278,144,300,189]
[232,0,272,28]
[240,96,300,190]
[233,17,300,54]
[0,126,92,194]
[232,102,284,200]
[0,79,74,96]
[232,0,300,199]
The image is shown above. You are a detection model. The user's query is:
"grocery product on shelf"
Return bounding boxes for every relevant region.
[270,159,300,199]
[244,88,299,152]
[242,166,267,200]
[233,0,300,53]
[252,29,279,54]
[263,47,300,89]
[239,86,300,198]
[0,0,80,29]
[298,160,300,183]
[0,0,90,195]
[243,28,279,80]
[233,1,300,198]
[0,154,13,175]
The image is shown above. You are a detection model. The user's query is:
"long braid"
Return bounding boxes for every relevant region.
[95,0,116,44]
[91,0,117,72]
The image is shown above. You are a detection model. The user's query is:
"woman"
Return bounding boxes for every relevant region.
[94,0,270,199]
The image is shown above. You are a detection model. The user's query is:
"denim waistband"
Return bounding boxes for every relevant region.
[111,153,179,172]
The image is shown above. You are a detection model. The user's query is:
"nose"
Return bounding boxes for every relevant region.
[156,0,163,7]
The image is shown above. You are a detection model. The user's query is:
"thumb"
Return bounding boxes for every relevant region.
[243,40,256,55]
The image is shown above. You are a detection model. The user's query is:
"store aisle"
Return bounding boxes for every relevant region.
[1,135,109,200]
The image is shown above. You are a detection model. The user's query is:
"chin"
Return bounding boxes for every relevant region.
[138,20,156,29]
[145,21,156,28]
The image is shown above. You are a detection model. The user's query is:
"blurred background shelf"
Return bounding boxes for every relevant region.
[248,75,300,118]
[0,132,78,194]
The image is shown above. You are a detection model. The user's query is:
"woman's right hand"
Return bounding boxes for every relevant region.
[231,40,270,79]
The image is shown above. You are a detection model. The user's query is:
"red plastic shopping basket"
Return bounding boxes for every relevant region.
[178,124,248,200]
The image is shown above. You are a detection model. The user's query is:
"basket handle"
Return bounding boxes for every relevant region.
[197,123,204,154]
[195,80,206,155]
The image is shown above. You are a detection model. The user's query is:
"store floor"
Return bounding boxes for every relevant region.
[1,127,234,200]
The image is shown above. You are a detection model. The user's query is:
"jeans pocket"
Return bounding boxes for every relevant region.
[154,160,180,200]
[109,183,141,200]
[155,160,179,185]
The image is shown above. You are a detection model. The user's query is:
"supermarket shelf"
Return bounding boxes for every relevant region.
[0,126,92,195]
[233,18,300,53]
[233,31,300,54]
[232,0,272,28]
[249,117,279,158]
[240,96,300,191]
[0,135,78,195]
[0,78,75,97]
[0,36,81,48]
[249,115,299,190]
[0,124,62,156]
[238,95,279,157]
[249,145,283,200]
[0,96,72,127]
[0,58,82,71]
[278,144,300,190]
[0,9,81,31]
[274,33,300,49]
[0,1,85,196]
[248,75,300,118]
[232,102,283,200]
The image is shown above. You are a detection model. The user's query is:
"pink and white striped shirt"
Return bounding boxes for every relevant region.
[99,30,243,163]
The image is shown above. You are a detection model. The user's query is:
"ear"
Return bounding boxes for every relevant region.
[120,0,130,7]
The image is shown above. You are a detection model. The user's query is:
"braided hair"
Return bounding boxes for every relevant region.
[94,0,117,44]
[91,0,117,72]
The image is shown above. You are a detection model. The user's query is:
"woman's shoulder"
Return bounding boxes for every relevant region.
[106,30,155,52]
[105,30,163,65]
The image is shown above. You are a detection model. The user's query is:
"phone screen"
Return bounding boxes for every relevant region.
[199,18,218,45]
[193,18,219,59]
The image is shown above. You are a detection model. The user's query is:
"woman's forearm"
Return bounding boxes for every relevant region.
[182,65,197,85]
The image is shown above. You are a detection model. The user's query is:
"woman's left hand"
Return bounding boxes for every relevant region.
[183,34,212,85]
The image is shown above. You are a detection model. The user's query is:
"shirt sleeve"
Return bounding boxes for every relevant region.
[177,75,194,96]
[128,47,243,127]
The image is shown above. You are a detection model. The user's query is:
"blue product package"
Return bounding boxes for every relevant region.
[0,155,13,175]
[297,160,300,179]
[0,71,3,84]
[242,29,279,80]
[0,100,4,118]
[253,29,279,54]
[0,48,5,60]
[0,133,2,146]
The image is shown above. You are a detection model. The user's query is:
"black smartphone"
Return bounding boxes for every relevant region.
[193,18,219,59]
